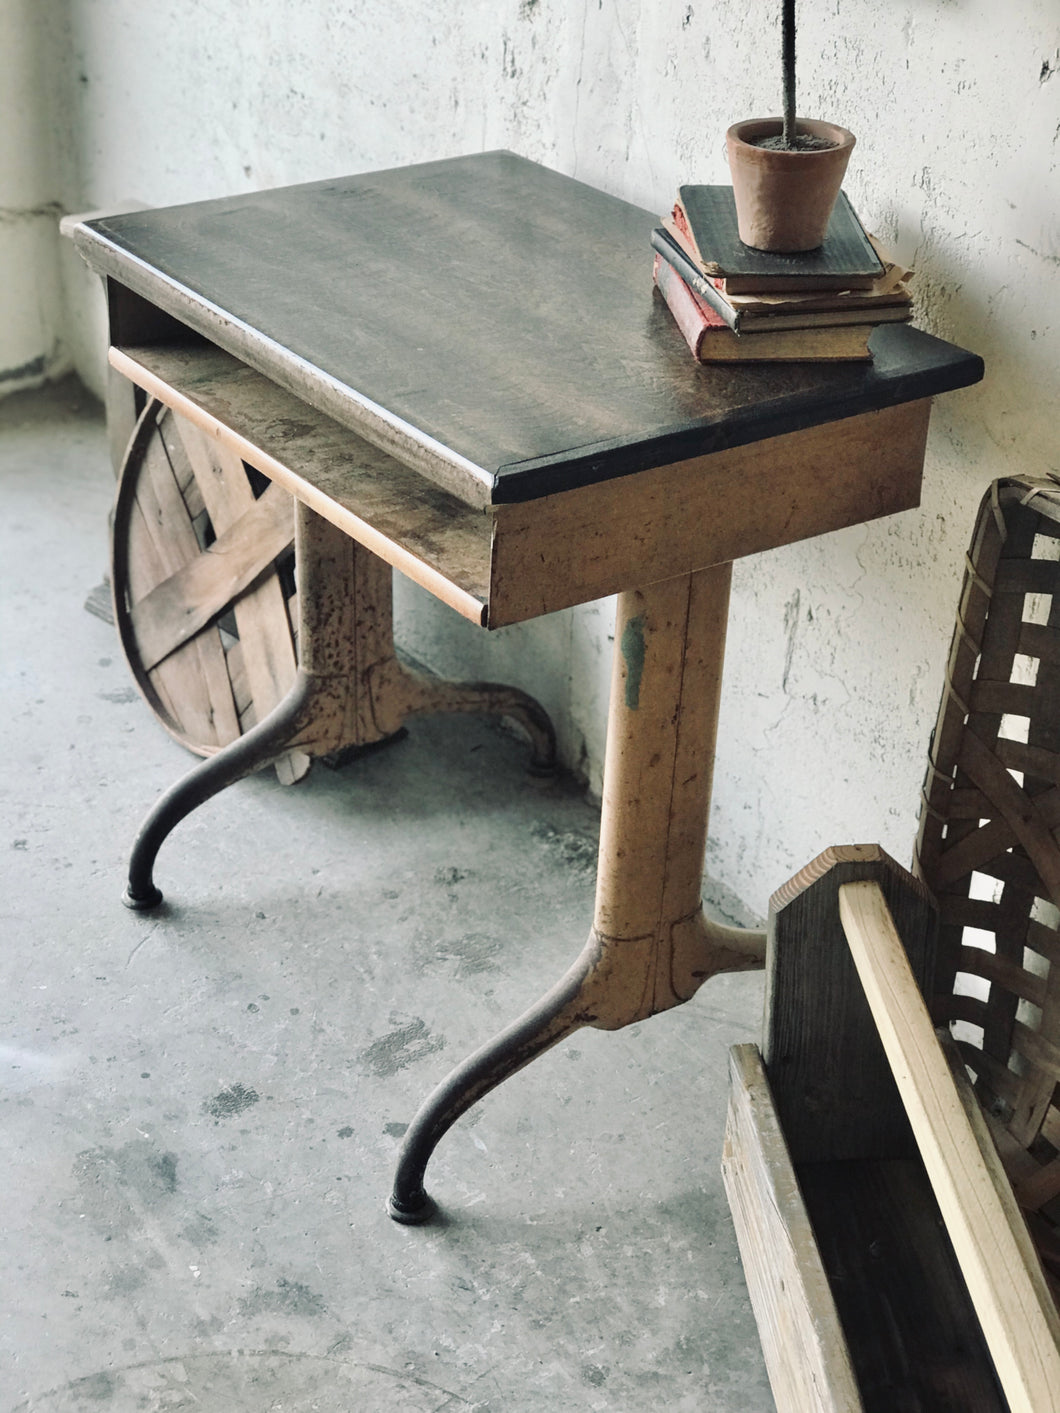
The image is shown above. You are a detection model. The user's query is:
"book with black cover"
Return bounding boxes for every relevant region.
[674,185,884,293]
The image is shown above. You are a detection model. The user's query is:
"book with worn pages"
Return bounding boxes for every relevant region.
[673,184,885,293]
[651,224,913,334]
[652,254,875,363]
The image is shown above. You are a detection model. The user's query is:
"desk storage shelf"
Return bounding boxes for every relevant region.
[113,333,939,633]
[112,340,494,623]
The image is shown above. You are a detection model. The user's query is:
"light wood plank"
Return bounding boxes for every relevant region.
[838,879,1060,1413]
[128,425,238,748]
[175,419,308,783]
[157,406,206,520]
[128,481,293,671]
[123,494,182,728]
[224,638,251,718]
[722,1044,864,1413]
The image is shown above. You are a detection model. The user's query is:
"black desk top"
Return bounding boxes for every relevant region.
[76,151,983,507]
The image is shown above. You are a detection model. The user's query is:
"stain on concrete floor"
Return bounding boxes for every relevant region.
[357,1016,447,1077]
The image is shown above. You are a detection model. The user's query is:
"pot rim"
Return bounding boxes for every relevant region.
[727,117,855,156]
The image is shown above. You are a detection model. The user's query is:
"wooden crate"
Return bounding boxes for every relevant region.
[723,846,1060,1413]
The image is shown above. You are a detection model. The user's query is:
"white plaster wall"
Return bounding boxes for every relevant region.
[0,0,69,393]
[47,0,1060,916]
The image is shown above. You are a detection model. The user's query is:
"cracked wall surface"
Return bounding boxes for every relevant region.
[15,0,1060,914]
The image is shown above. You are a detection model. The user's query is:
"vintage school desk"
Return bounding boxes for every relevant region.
[71,151,983,1222]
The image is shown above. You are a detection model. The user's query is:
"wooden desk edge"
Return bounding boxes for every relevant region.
[110,345,491,628]
[486,397,933,626]
[76,224,498,513]
[111,342,936,634]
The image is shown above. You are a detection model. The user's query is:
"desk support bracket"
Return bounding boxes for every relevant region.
[121,502,555,909]
[389,564,766,1221]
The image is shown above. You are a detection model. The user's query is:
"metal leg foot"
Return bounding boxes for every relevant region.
[425,680,557,775]
[121,880,164,912]
[369,661,558,776]
[123,671,313,908]
[387,946,597,1222]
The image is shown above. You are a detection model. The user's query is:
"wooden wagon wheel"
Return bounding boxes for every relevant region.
[111,398,310,784]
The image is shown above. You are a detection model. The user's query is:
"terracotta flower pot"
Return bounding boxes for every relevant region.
[726,117,855,253]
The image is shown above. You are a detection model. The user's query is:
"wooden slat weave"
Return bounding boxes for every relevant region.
[916,475,1060,1298]
[111,398,307,783]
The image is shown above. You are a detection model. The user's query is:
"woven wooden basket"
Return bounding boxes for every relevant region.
[917,474,1060,1304]
[111,398,308,783]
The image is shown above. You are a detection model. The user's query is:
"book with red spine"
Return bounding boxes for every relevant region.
[652,254,875,363]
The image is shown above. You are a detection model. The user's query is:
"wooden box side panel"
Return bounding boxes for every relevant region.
[764,846,937,1165]
[487,399,931,626]
[722,1044,864,1413]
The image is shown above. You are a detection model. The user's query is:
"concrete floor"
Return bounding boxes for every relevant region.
[0,379,774,1412]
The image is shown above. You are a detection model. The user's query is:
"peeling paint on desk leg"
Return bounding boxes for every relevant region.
[620,615,646,710]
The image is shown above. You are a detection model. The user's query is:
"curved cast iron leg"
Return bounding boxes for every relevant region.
[388,566,768,1222]
[386,908,765,1224]
[122,671,313,910]
[387,944,599,1224]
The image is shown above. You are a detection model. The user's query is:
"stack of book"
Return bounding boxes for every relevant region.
[651,185,912,363]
